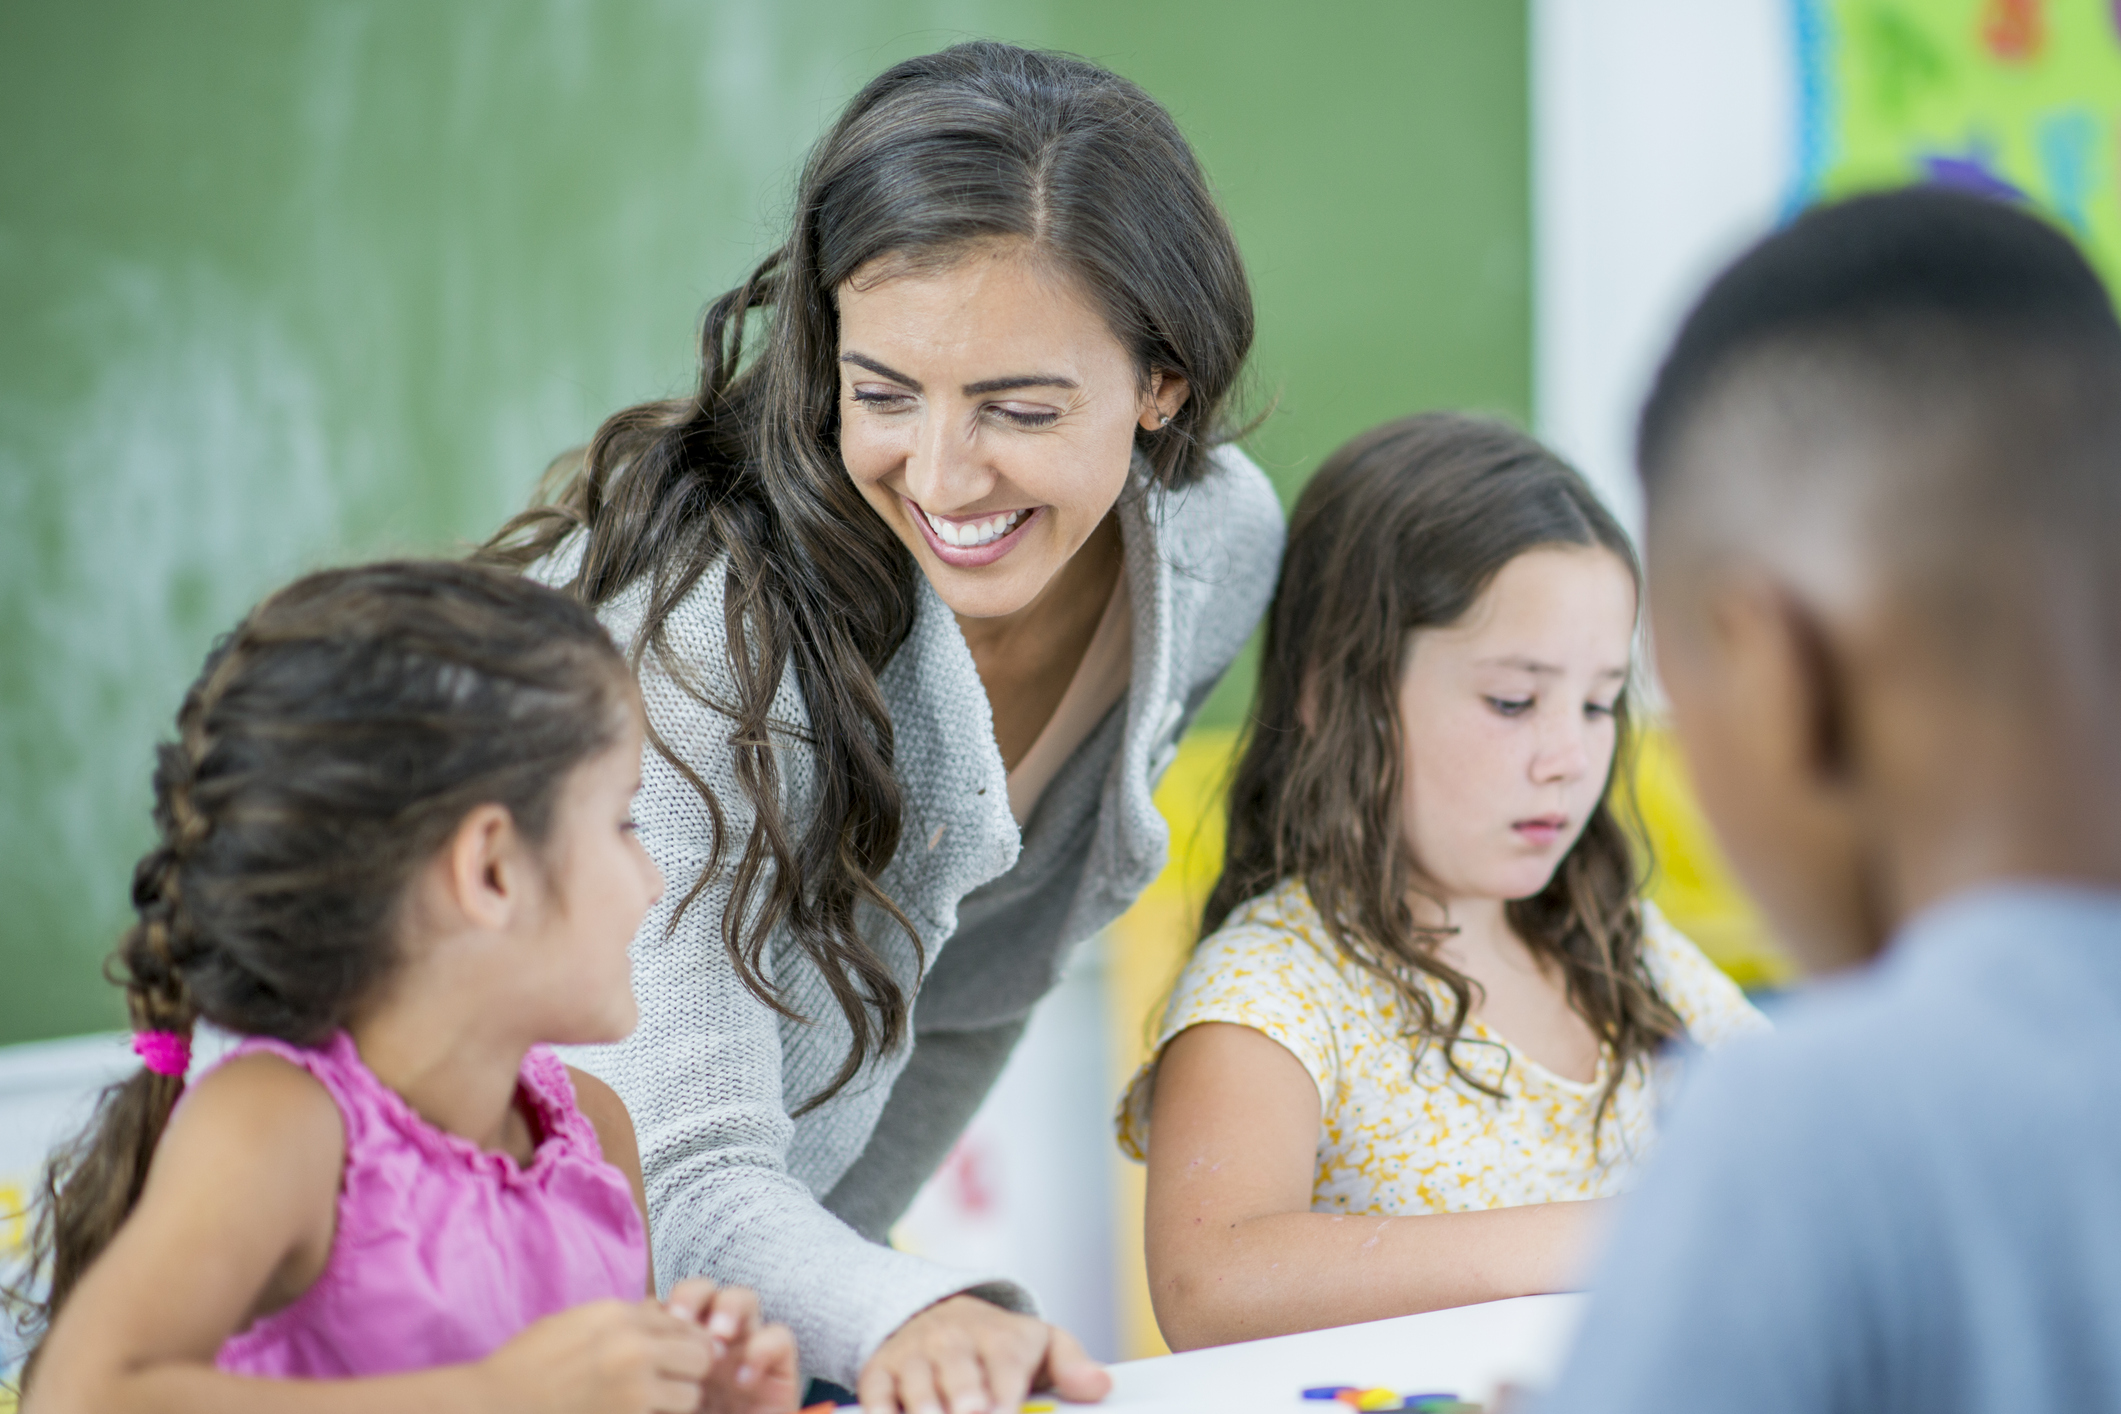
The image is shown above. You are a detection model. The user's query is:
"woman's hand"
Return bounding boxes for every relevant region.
[857,1295,1111,1414]
[476,1299,714,1414]
[665,1279,802,1414]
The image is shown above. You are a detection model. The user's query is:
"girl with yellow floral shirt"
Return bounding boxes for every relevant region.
[1119,414,1766,1349]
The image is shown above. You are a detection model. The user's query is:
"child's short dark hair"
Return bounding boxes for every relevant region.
[1636,188,2121,673]
[1640,186,2121,488]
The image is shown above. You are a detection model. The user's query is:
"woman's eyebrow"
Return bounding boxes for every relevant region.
[841,352,921,389]
[839,352,1078,397]
[962,374,1079,394]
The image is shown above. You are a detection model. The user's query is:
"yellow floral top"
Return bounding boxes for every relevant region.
[1116,880,1769,1214]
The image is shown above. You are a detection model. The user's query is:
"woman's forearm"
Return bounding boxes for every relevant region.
[1150,1199,1609,1352]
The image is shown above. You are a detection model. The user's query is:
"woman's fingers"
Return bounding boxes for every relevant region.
[932,1337,995,1414]
[1034,1324,1111,1403]
[885,1351,945,1414]
[857,1354,902,1414]
[969,1315,1045,1414]
[859,1296,1108,1414]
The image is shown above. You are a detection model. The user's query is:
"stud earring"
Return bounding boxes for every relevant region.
[1158,413,1172,427]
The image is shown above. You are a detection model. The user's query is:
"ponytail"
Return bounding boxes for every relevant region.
[10,833,204,1381]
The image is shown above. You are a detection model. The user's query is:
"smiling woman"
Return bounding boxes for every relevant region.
[476,41,1282,1414]
[837,247,1176,776]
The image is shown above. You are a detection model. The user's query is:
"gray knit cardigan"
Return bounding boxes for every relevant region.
[558,446,1282,1385]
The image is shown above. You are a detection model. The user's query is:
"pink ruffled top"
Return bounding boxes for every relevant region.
[212,1031,648,1379]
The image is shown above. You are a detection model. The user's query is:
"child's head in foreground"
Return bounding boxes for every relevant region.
[1637,187,2121,970]
[1213,412,1679,1115]
[19,560,649,1351]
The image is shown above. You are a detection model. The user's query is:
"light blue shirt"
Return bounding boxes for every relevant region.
[1543,885,2121,1413]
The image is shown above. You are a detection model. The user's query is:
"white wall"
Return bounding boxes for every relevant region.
[1533,0,1798,533]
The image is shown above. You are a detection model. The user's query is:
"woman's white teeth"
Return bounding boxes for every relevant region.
[925,508,1027,548]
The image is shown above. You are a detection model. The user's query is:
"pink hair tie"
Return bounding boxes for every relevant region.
[133,1030,192,1078]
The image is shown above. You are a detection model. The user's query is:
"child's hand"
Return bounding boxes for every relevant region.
[479,1297,715,1414]
[666,1278,803,1414]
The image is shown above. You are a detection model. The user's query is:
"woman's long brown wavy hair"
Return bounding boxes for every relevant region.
[476,43,1253,1110]
[5,562,632,1387]
[1206,413,1682,1139]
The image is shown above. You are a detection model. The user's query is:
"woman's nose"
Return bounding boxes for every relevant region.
[903,405,992,511]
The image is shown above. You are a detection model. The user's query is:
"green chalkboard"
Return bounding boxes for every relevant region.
[0,2,1527,1045]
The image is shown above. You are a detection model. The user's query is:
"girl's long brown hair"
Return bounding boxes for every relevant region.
[5,562,631,1386]
[1207,413,1682,1137]
[476,42,1254,1110]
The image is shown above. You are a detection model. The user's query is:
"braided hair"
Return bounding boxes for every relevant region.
[7,560,633,1375]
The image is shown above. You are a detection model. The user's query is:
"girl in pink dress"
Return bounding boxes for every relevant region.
[13,562,799,1414]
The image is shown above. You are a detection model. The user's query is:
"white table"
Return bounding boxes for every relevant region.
[1093,1295,1586,1414]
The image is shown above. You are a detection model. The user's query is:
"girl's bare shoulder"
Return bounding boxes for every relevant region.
[564,1065,638,1160]
[161,1051,345,1180]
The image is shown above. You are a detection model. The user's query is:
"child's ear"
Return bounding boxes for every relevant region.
[1677,573,1883,970]
[1766,587,1857,785]
[1694,576,1857,793]
[441,803,526,932]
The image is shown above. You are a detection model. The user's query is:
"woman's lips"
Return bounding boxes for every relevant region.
[1512,815,1569,847]
[905,496,1043,569]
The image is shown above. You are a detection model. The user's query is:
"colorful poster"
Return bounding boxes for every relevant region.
[1792,0,2121,286]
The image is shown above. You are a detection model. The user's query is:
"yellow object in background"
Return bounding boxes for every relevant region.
[1101,722,1790,1358]
[1,1180,24,1256]
[1103,728,1239,1359]
[1626,727,1795,991]
[3,1179,24,1411]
